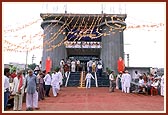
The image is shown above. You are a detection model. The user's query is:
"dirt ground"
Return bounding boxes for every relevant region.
[7,87,164,112]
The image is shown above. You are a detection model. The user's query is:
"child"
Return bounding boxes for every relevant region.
[85,72,95,88]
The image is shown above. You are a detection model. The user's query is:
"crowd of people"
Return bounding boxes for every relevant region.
[59,58,102,88]
[53,58,165,96]
[59,58,103,76]
[110,70,165,97]
[3,66,64,111]
[3,57,165,111]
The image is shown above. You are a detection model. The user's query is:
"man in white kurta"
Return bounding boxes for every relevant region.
[116,73,120,89]
[88,60,93,72]
[71,60,76,72]
[58,69,63,90]
[60,59,65,77]
[51,72,60,97]
[160,75,164,96]
[133,71,140,83]
[85,72,95,88]
[43,72,52,97]
[121,73,125,92]
[123,70,131,93]
[12,71,25,111]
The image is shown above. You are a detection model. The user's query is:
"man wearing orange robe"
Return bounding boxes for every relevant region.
[46,56,52,73]
[117,57,125,73]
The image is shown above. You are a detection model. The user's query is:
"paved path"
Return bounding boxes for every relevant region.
[8,87,164,111]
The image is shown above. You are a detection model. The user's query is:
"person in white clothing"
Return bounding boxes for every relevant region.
[51,71,55,79]
[71,60,76,72]
[4,68,10,111]
[123,70,131,93]
[109,71,115,92]
[133,71,140,83]
[97,62,103,77]
[60,59,65,77]
[117,72,122,90]
[116,72,122,89]
[11,70,25,111]
[160,74,164,96]
[43,72,52,97]
[51,69,60,97]
[121,72,125,92]
[87,61,89,72]
[76,59,80,72]
[88,59,93,72]
[138,76,145,92]
[85,72,95,88]
[57,68,63,91]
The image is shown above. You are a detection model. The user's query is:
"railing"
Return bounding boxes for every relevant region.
[94,72,98,87]
[65,72,71,87]
[78,71,86,88]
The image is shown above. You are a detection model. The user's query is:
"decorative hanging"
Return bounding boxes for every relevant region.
[3,13,164,53]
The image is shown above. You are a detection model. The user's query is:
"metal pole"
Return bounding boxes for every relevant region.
[65,4,67,13]
[32,55,34,64]
[94,72,98,87]
[32,54,36,64]
[101,4,103,14]
[127,54,129,67]
[25,50,28,74]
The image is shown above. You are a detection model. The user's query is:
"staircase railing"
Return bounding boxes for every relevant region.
[65,71,71,87]
[78,71,86,88]
[94,72,98,87]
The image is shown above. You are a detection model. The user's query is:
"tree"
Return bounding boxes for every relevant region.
[106,67,112,75]
[9,64,17,73]
[28,63,36,70]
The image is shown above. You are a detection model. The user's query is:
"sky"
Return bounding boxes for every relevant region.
[2,2,166,68]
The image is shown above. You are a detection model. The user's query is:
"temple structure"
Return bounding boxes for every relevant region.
[40,13,127,73]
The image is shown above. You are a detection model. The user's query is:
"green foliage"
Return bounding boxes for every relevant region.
[106,67,112,75]
[113,74,117,80]
[54,66,60,72]
[9,65,17,73]
[28,63,36,70]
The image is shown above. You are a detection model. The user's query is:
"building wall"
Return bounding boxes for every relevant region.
[100,26,124,73]
[42,23,67,71]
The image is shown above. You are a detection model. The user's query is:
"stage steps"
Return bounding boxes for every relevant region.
[64,71,109,87]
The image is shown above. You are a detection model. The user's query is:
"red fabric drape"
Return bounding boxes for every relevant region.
[11,73,17,78]
[117,59,125,73]
[18,75,23,92]
[46,57,52,73]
